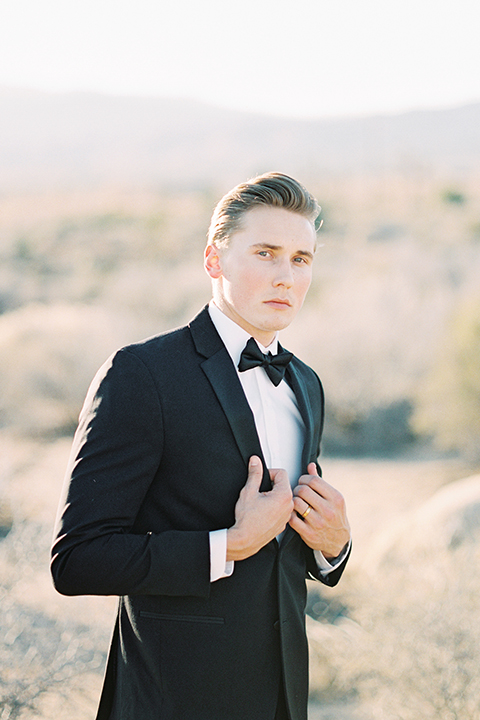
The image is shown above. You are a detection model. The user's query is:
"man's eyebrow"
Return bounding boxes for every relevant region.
[250,243,315,260]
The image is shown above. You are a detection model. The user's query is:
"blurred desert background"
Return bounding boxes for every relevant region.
[1,86,480,720]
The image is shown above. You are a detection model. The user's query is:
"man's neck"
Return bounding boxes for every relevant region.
[208,302,279,366]
[210,299,277,348]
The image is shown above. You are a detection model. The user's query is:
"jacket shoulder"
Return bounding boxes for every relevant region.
[120,322,192,361]
[117,305,215,365]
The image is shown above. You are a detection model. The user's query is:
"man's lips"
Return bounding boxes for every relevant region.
[264,299,292,308]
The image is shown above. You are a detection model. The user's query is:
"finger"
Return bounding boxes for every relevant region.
[293,490,318,513]
[269,467,289,486]
[269,468,293,501]
[294,497,313,520]
[289,510,311,535]
[297,474,337,500]
[245,455,263,490]
[307,462,319,477]
[293,484,324,510]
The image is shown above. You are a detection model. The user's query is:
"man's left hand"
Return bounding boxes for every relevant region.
[289,463,350,559]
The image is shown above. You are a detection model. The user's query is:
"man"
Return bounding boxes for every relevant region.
[51,172,351,720]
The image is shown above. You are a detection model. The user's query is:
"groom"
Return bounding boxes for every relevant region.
[51,172,351,720]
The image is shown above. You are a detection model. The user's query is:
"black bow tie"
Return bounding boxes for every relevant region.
[238,337,293,387]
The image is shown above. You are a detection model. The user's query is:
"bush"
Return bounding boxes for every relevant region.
[0,304,140,436]
[412,295,480,459]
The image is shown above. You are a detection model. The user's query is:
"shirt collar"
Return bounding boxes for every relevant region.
[208,301,279,367]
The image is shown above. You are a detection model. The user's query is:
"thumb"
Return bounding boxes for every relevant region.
[269,467,290,489]
[246,455,263,488]
[307,462,320,477]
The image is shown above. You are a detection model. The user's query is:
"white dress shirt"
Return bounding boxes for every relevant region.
[208,302,346,581]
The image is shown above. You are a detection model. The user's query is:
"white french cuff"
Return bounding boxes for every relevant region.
[313,539,351,575]
[209,528,234,582]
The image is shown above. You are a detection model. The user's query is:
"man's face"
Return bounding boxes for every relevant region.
[205,206,316,346]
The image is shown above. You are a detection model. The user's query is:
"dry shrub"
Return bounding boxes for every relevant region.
[0,437,113,720]
[0,587,106,720]
[412,294,480,460]
[0,304,139,436]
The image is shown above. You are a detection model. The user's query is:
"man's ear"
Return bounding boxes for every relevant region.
[204,244,223,279]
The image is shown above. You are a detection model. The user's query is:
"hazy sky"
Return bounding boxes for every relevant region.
[0,0,479,118]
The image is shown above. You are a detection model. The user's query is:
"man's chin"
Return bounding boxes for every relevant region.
[263,308,297,330]
[259,316,295,335]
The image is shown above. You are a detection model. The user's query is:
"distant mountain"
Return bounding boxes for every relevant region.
[0,88,479,191]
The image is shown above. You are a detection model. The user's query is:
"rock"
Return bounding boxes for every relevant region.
[365,474,480,572]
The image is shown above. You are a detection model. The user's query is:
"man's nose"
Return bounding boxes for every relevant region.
[273,260,294,287]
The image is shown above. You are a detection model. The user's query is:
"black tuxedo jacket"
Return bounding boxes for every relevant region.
[51,306,349,720]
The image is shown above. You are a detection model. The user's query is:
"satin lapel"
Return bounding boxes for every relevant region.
[280,360,316,548]
[286,360,315,472]
[189,307,271,492]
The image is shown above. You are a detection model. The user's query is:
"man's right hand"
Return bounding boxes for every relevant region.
[226,455,294,562]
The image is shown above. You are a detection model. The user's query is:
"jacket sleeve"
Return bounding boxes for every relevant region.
[50,348,211,599]
[303,369,351,587]
[305,542,352,587]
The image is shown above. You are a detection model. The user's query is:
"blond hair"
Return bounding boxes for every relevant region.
[207,172,320,248]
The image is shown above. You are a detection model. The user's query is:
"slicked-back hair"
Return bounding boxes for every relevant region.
[207,172,320,248]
